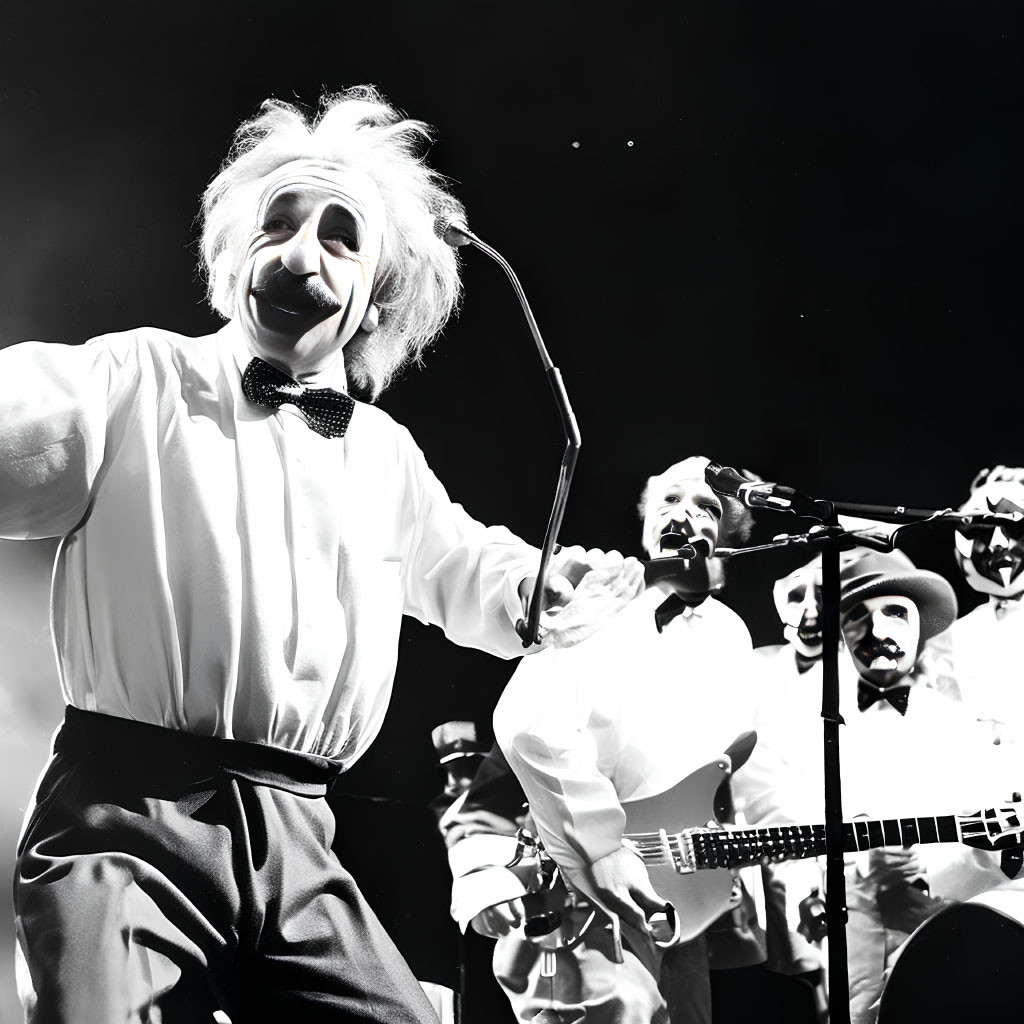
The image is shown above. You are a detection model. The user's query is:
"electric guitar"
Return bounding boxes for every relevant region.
[519,745,1024,950]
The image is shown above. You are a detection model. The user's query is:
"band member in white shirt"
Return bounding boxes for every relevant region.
[2,87,643,1023]
[494,456,817,1023]
[938,465,1024,761]
[749,550,1016,1024]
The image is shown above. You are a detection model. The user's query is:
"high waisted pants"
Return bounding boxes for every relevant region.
[15,708,438,1024]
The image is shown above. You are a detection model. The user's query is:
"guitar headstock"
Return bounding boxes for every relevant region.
[958,805,1024,851]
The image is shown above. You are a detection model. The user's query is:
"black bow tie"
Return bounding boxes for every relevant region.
[242,358,355,439]
[654,592,707,633]
[857,679,911,715]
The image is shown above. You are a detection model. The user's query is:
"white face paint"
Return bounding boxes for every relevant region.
[954,477,1024,599]
[773,563,824,660]
[842,594,920,685]
[641,457,723,561]
[234,160,386,382]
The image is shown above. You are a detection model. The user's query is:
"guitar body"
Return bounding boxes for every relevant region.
[520,727,1022,951]
[622,757,740,944]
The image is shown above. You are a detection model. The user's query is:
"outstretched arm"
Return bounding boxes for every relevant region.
[0,339,115,539]
[398,434,644,658]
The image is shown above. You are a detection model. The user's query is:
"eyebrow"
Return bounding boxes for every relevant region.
[264,188,368,219]
[320,204,364,242]
[262,193,366,246]
[689,488,721,506]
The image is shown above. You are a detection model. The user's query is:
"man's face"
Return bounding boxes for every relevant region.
[842,594,920,685]
[234,161,385,378]
[774,564,824,660]
[641,460,724,561]
[955,483,1024,598]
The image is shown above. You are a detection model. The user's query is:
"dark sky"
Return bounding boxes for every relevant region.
[0,0,1021,795]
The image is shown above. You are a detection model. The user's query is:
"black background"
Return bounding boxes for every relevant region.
[1,0,1021,1016]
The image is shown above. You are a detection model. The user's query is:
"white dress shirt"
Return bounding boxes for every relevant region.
[0,323,536,764]
[493,585,763,891]
[745,653,1016,901]
[945,599,1024,746]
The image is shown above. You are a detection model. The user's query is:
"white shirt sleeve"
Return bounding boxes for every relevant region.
[493,614,631,889]
[0,338,121,540]
[397,431,539,659]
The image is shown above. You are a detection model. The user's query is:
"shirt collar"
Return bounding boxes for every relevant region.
[223,319,350,393]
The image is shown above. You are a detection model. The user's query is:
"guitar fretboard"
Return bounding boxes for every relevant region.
[688,815,960,870]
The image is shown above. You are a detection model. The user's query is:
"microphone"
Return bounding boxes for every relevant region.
[433,212,478,248]
[706,464,1024,529]
[705,463,819,516]
[658,535,713,560]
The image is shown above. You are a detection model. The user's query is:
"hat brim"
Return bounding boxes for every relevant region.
[839,570,957,642]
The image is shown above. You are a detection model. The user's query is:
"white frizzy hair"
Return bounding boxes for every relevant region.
[200,86,465,399]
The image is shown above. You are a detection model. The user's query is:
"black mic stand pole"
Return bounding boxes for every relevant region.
[815,503,852,1024]
[702,505,869,1024]
[704,476,1022,1022]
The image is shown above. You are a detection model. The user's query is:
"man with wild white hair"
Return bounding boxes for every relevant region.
[0,87,643,1023]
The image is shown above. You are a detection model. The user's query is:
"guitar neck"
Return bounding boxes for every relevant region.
[629,814,967,873]
[690,815,963,871]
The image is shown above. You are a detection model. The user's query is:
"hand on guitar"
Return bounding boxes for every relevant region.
[861,847,924,891]
[587,846,670,933]
[470,898,525,939]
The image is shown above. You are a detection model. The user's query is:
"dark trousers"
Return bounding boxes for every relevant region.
[14,708,438,1024]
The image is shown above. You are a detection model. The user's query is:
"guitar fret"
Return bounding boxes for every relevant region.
[867,820,884,848]
[900,818,920,846]
[937,815,959,842]
[882,818,900,845]
[842,822,857,853]
[855,819,870,851]
[918,817,939,844]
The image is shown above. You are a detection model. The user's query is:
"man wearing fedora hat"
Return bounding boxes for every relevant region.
[748,549,1012,1024]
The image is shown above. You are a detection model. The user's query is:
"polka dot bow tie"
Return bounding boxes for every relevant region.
[241,358,355,439]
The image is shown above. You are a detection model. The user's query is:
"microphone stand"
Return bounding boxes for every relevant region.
[732,511,853,1023]
[450,225,581,647]
[704,506,909,1024]
[817,503,851,1024]
[703,491,1017,1022]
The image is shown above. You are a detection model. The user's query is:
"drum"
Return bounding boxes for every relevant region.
[877,890,1024,1022]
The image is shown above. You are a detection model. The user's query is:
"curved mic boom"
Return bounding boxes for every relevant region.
[434,210,581,647]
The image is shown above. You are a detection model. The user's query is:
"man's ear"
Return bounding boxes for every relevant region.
[360,302,380,335]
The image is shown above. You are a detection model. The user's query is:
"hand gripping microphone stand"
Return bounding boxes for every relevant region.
[436,215,581,647]
[704,464,1024,1023]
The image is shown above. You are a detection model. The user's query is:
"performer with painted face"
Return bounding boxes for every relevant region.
[493,456,820,1024]
[770,559,827,673]
[747,550,1015,1024]
[0,88,644,1023]
[943,466,1024,751]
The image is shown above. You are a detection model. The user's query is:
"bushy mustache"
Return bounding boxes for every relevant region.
[251,264,341,314]
[857,637,905,662]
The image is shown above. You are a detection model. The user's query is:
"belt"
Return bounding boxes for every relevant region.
[55,705,343,797]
